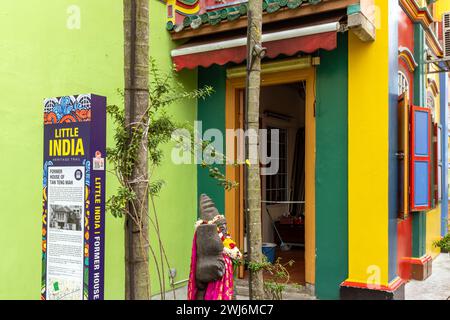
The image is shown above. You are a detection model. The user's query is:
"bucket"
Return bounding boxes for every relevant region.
[262,243,277,264]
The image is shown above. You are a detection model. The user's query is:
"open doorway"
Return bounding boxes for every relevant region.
[225,67,315,287]
[237,82,307,285]
[259,82,306,285]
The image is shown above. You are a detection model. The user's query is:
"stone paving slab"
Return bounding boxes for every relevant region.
[405,253,450,300]
[234,279,316,300]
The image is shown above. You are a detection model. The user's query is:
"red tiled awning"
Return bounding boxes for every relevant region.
[171,22,340,71]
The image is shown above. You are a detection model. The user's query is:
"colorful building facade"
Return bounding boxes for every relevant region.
[163,0,450,299]
[0,0,449,300]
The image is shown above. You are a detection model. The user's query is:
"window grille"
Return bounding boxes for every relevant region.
[265,127,288,202]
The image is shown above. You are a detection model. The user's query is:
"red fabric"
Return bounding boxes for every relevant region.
[187,232,234,300]
[173,31,337,71]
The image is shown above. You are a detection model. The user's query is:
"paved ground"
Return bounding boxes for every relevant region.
[405,253,450,300]
[153,279,315,300]
[152,285,188,300]
[156,254,450,300]
[234,279,315,300]
[152,285,250,300]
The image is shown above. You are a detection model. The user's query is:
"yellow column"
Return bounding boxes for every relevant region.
[347,0,390,288]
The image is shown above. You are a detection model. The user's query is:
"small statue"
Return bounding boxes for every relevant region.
[187,194,242,300]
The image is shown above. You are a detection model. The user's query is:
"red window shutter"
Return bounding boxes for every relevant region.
[410,105,432,211]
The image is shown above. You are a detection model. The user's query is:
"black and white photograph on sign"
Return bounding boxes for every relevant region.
[49,204,82,231]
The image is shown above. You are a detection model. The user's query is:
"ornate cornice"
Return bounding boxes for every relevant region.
[399,46,419,72]
[399,0,433,29]
[427,78,440,96]
[399,0,443,57]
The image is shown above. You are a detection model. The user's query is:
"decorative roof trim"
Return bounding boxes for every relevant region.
[399,0,433,29]
[165,0,325,33]
[399,0,443,57]
[398,46,418,72]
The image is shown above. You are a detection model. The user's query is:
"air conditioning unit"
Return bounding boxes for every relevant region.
[444,12,450,58]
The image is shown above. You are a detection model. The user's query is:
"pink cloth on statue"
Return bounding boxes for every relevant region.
[187,232,234,300]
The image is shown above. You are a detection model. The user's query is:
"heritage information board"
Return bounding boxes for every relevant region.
[41,94,106,300]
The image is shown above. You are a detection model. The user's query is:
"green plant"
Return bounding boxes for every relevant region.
[107,59,236,299]
[433,234,450,252]
[247,257,294,300]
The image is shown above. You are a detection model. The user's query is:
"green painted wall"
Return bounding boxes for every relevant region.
[412,24,427,259]
[0,0,198,299]
[148,1,198,296]
[315,34,349,300]
[197,66,227,214]
[412,212,427,257]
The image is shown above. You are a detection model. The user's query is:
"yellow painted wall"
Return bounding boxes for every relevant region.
[347,0,390,286]
[426,208,442,257]
[435,0,450,18]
